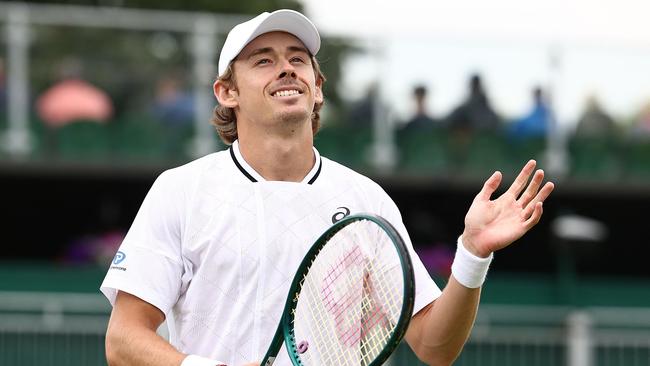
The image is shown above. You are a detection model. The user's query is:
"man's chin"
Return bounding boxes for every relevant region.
[275,110,311,125]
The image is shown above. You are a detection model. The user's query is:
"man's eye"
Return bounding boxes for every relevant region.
[256,59,271,65]
[290,57,306,63]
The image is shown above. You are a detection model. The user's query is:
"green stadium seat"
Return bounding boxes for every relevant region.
[462,132,509,178]
[54,121,111,160]
[160,122,195,160]
[314,126,348,162]
[395,128,449,176]
[505,136,547,171]
[621,138,650,180]
[315,126,373,170]
[112,118,166,162]
[568,136,622,181]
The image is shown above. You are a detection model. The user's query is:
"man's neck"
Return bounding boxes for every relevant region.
[237,130,315,183]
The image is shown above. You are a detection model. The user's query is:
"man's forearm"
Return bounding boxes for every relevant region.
[407,276,481,366]
[106,320,186,366]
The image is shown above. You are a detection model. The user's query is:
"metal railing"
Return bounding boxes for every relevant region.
[2,291,649,365]
[389,305,650,366]
[0,291,110,366]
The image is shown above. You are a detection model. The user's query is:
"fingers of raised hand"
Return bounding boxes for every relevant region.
[522,181,554,221]
[524,202,544,229]
[532,181,555,207]
[518,169,545,207]
[506,160,537,198]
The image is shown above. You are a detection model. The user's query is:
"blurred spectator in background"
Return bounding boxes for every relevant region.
[0,57,6,118]
[574,95,616,138]
[151,73,195,126]
[347,83,380,129]
[150,73,195,155]
[629,101,650,138]
[401,84,438,133]
[445,73,501,169]
[508,86,552,139]
[36,57,113,127]
[445,73,501,132]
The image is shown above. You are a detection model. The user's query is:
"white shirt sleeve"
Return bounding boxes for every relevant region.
[100,170,186,315]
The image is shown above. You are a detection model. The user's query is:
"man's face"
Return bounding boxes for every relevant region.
[229,31,323,130]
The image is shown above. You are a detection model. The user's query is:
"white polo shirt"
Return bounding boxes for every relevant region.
[100,140,441,366]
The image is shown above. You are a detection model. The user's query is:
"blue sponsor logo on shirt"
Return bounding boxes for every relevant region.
[113,251,126,265]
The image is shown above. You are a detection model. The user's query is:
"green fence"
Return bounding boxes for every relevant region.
[389,306,650,366]
[0,292,110,366]
[2,290,650,366]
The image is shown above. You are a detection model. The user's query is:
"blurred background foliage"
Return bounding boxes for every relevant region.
[5,0,305,13]
[8,0,357,120]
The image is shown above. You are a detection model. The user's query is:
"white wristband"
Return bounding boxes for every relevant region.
[181,354,226,366]
[450,237,493,288]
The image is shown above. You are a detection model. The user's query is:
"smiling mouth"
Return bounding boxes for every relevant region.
[272,89,302,97]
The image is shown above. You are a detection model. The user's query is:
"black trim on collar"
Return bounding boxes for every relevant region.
[229,146,257,183]
[229,144,322,185]
[307,158,322,185]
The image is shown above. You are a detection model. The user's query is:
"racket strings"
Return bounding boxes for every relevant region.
[291,220,406,365]
[357,226,403,365]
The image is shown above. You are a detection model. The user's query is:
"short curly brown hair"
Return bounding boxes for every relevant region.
[211,56,326,145]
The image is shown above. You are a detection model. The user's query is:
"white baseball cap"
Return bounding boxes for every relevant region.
[218,9,321,77]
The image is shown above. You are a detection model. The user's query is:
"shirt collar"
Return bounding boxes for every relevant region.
[229,139,322,184]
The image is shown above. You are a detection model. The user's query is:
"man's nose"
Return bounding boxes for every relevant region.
[278,61,297,79]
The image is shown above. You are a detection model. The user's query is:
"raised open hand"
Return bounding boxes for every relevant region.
[461,160,555,258]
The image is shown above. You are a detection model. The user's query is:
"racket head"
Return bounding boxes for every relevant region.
[281,213,415,366]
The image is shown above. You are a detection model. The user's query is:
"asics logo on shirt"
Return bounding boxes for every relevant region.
[331,207,350,223]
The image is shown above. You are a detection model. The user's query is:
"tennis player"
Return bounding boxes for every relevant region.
[101,9,554,366]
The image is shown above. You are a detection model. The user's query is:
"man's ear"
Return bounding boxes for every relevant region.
[213,79,239,108]
[314,76,324,104]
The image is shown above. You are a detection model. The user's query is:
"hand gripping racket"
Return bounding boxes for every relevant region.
[261,213,415,366]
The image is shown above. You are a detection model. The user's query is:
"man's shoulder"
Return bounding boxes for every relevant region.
[320,156,384,191]
[162,150,229,179]
[148,150,231,196]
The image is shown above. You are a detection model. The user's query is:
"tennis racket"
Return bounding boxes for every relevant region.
[261,213,415,366]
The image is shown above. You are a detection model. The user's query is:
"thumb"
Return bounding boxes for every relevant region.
[477,171,502,201]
